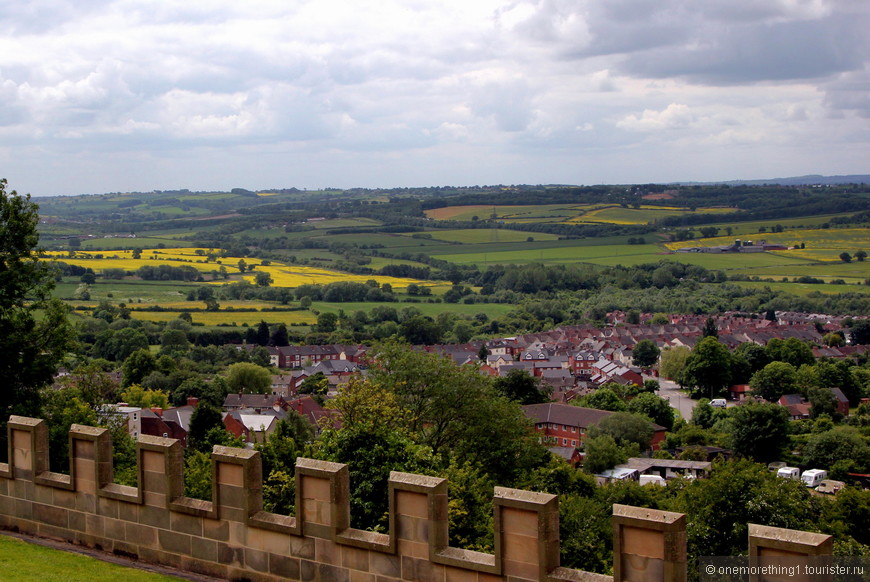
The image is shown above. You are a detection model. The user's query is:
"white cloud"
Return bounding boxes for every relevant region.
[617,103,695,131]
[0,0,866,194]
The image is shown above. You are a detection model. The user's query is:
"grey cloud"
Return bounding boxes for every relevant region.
[824,68,870,118]
[619,16,867,84]
[470,80,535,132]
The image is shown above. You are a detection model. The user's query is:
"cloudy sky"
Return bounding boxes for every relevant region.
[2,0,868,196]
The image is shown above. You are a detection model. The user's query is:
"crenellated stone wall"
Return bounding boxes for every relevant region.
[0,416,831,582]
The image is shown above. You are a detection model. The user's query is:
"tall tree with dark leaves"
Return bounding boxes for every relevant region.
[0,179,75,439]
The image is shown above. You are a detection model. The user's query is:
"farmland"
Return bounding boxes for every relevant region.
[33,182,870,329]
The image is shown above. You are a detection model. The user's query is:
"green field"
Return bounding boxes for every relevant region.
[731,281,870,296]
[0,535,183,581]
[405,229,560,244]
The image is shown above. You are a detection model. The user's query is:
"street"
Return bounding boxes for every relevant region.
[650,375,697,421]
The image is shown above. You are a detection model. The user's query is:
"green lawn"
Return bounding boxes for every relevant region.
[0,535,185,581]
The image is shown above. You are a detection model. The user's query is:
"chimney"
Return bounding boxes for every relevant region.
[187,396,200,408]
[150,407,163,417]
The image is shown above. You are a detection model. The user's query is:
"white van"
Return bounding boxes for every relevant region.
[639,475,666,486]
[710,398,727,408]
[801,469,828,488]
[777,467,799,480]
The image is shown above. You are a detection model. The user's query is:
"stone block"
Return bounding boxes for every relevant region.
[445,566,479,582]
[52,488,77,509]
[203,517,230,541]
[371,552,402,578]
[139,504,171,529]
[68,509,86,532]
[118,500,139,523]
[141,451,164,473]
[245,547,270,573]
[159,529,192,555]
[217,462,244,486]
[172,511,205,537]
[501,508,538,538]
[303,475,332,501]
[247,527,291,555]
[396,490,429,519]
[270,553,302,579]
[34,503,68,528]
[621,555,664,581]
[503,559,538,581]
[622,526,664,560]
[350,570,377,582]
[104,517,127,541]
[291,535,317,559]
[503,532,539,564]
[191,536,218,562]
[316,536,340,565]
[402,556,444,582]
[217,542,244,566]
[321,562,351,582]
[342,545,371,572]
[126,522,157,547]
[397,538,429,560]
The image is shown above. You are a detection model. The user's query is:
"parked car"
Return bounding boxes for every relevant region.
[816,480,845,495]
[801,469,828,488]
[710,398,727,408]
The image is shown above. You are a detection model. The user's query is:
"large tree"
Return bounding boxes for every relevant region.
[631,339,660,368]
[0,179,74,422]
[682,337,733,398]
[749,361,797,402]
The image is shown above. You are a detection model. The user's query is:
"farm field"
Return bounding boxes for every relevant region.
[665,228,869,255]
[690,213,859,237]
[729,261,870,284]
[427,203,736,225]
[568,205,732,225]
[431,243,664,266]
[44,249,436,290]
[403,229,561,244]
[730,281,870,296]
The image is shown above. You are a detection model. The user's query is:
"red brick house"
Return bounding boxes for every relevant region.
[522,403,665,451]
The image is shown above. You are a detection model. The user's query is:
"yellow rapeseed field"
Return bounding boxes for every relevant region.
[44,248,434,290]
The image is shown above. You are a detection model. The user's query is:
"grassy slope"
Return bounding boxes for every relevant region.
[0,535,184,581]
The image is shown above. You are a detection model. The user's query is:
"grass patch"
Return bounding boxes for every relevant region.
[730,281,870,296]
[0,535,184,581]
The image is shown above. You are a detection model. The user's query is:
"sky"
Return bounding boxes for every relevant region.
[1,0,868,196]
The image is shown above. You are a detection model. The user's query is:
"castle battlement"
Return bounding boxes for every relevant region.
[0,416,832,581]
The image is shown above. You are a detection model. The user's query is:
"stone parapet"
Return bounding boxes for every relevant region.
[0,417,831,582]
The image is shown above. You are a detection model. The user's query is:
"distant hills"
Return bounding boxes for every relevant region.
[679,174,870,186]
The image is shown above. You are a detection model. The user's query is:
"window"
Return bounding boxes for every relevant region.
[571,426,576,433]
[562,438,567,445]
[571,440,576,447]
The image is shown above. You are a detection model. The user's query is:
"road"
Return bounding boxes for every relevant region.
[651,376,697,420]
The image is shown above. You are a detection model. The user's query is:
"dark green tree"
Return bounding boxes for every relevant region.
[682,337,732,398]
[749,361,797,402]
[588,412,654,451]
[577,388,627,412]
[493,369,549,404]
[187,403,226,452]
[121,348,157,388]
[727,402,790,463]
[627,392,675,431]
[631,339,660,368]
[702,317,718,338]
